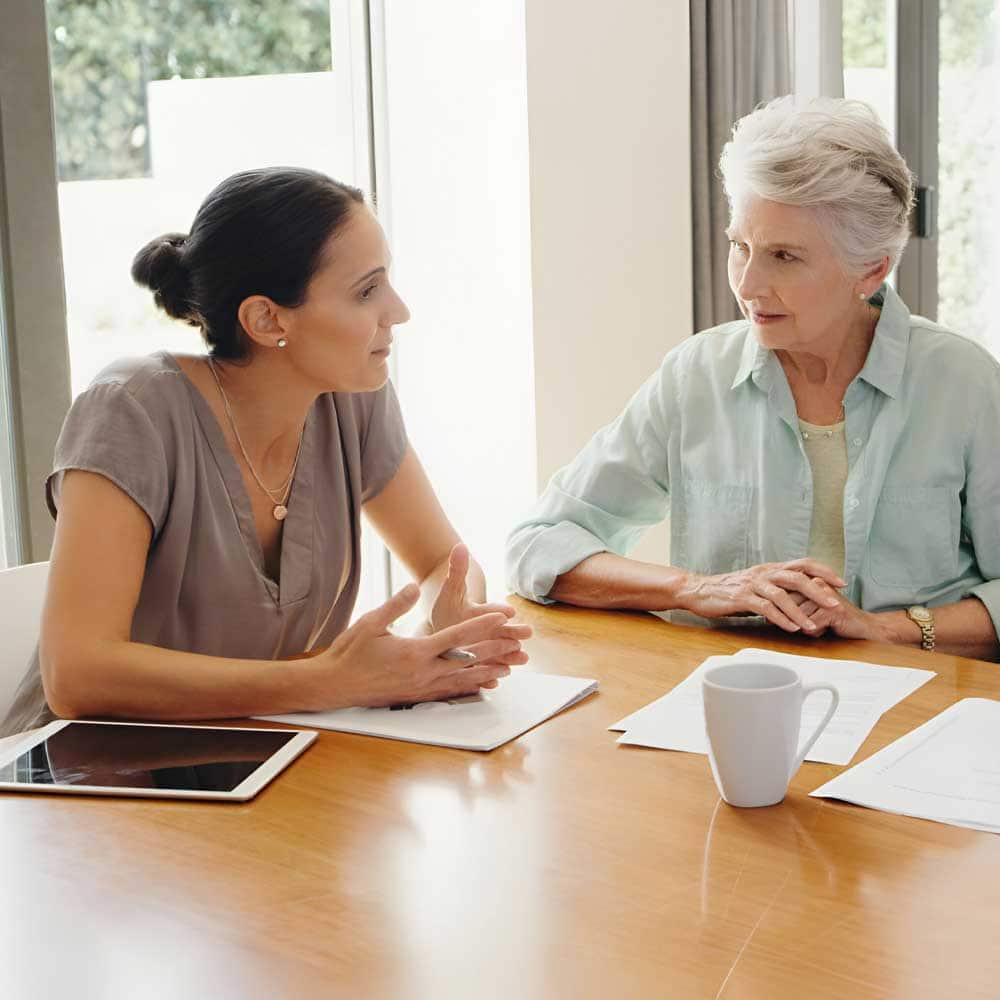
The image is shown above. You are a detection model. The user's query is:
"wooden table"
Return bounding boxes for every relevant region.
[3,601,1000,999]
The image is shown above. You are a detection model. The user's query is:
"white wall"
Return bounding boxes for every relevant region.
[381,0,693,589]
[525,0,692,562]
[148,73,357,194]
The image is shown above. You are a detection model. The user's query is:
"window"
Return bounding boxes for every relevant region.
[844,0,1000,350]
[937,0,999,348]
[0,2,389,616]
[45,0,341,394]
[842,0,896,143]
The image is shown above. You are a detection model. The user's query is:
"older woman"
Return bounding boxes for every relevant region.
[507,96,1000,660]
[1,167,529,739]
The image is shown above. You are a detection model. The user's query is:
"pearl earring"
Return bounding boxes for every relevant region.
[858,292,867,301]
[277,337,288,348]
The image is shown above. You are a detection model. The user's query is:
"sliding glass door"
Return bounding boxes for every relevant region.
[935,0,999,348]
[843,0,1000,350]
[0,1,392,614]
[44,0,350,394]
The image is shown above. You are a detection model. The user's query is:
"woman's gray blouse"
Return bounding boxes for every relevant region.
[1,352,407,737]
[507,284,1000,632]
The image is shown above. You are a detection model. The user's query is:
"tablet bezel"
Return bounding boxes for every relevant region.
[0,719,317,802]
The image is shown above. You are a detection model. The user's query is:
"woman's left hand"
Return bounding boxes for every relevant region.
[797,591,897,643]
[429,543,532,670]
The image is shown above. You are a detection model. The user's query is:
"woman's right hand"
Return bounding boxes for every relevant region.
[310,583,522,709]
[675,559,846,633]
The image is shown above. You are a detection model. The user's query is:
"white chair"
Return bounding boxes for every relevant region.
[0,561,49,751]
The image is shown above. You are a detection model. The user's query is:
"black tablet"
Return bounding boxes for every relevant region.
[0,720,316,802]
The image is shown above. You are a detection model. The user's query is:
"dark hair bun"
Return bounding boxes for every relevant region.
[131,232,194,322]
[130,170,365,359]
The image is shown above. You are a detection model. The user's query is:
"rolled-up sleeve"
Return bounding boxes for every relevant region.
[963,364,1000,638]
[506,359,674,603]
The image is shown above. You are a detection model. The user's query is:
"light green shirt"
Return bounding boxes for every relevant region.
[506,285,1000,635]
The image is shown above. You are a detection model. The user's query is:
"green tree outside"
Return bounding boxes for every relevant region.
[45,0,332,181]
[843,0,887,68]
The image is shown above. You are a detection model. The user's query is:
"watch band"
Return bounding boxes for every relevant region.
[906,605,936,652]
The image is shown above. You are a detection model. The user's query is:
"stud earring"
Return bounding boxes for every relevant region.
[277,338,288,348]
[858,292,867,301]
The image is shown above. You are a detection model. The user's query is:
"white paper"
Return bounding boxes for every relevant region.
[256,671,598,752]
[611,648,934,766]
[811,698,1000,833]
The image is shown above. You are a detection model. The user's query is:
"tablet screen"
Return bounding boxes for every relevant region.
[2,722,298,793]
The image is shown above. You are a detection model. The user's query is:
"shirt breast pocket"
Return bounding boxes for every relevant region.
[677,479,753,575]
[869,485,960,589]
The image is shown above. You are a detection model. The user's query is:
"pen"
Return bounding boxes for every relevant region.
[439,647,476,664]
[388,647,477,710]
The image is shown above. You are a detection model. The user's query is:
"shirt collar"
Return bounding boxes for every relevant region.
[729,282,911,399]
[855,282,911,399]
[731,324,768,390]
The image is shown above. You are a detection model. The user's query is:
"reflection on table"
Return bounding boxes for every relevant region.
[1,599,999,999]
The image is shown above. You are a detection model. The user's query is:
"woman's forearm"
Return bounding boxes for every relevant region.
[549,552,692,611]
[41,638,328,722]
[877,598,1000,661]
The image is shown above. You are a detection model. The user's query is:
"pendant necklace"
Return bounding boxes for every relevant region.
[206,357,303,521]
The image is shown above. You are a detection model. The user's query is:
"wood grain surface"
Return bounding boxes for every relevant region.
[2,599,999,999]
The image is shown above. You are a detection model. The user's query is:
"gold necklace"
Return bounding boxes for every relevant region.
[206,358,303,521]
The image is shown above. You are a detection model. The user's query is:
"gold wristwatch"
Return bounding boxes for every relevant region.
[906,605,935,651]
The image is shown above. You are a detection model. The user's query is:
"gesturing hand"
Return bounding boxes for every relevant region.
[429,543,532,670]
[317,583,523,708]
[676,559,846,633]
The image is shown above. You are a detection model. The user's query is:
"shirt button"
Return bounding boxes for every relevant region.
[848,497,860,509]
[852,437,863,447]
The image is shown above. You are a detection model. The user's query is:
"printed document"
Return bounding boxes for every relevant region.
[812,698,1000,833]
[611,648,934,766]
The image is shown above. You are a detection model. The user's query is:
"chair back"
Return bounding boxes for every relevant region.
[0,561,49,718]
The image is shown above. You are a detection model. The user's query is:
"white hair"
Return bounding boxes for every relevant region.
[719,96,915,273]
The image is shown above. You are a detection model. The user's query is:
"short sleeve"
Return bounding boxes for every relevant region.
[46,381,171,535]
[359,379,408,502]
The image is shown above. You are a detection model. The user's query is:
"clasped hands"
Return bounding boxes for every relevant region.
[676,558,894,642]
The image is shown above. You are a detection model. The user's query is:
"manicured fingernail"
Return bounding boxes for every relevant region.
[803,620,817,631]
[825,597,839,607]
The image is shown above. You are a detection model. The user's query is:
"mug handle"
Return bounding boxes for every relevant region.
[791,683,840,772]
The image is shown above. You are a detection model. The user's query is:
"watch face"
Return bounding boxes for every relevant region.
[908,606,931,623]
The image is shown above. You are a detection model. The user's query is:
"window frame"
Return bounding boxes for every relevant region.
[895,0,939,319]
[0,0,73,566]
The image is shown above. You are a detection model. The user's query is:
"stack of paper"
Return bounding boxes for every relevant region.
[257,671,598,752]
[812,698,1000,833]
[611,648,934,766]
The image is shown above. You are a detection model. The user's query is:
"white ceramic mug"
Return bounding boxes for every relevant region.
[702,661,840,808]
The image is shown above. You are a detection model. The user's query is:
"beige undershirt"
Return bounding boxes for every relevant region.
[799,418,848,579]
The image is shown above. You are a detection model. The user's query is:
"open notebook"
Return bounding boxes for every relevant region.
[257,671,598,751]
